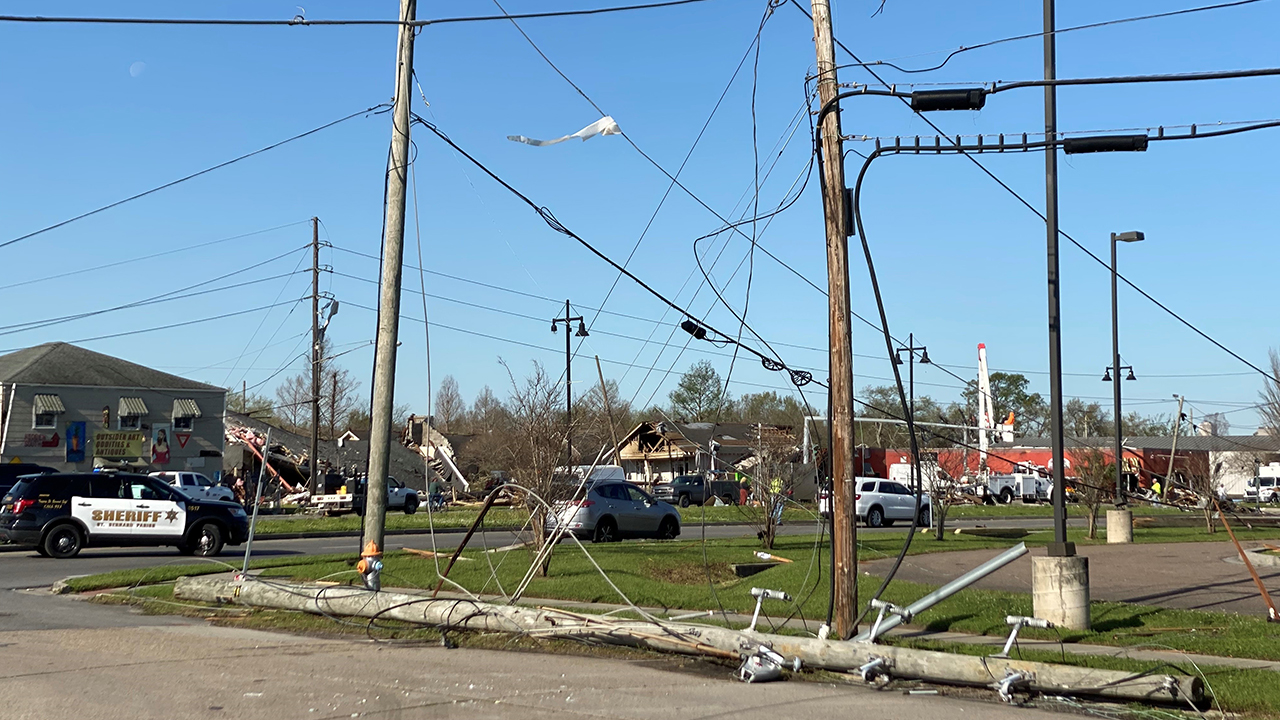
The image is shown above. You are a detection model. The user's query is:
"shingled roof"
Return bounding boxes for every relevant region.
[0,342,220,392]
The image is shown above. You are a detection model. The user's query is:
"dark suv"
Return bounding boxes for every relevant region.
[0,463,56,498]
[1,472,250,558]
[652,474,740,508]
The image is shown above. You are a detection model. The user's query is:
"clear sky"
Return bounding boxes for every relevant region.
[2,0,1277,434]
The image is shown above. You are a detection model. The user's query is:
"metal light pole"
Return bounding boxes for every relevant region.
[1108,230,1142,508]
[893,335,930,458]
[551,300,588,467]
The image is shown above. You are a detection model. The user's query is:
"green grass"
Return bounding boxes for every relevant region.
[947,503,1184,519]
[250,505,815,536]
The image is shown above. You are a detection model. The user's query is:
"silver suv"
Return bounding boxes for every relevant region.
[548,481,681,543]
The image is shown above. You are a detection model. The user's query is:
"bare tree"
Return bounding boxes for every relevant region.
[744,425,802,550]
[1069,446,1113,539]
[1260,349,1280,435]
[502,360,572,576]
[926,451,962,541]
[272,338,361,438]
[434,375,466,432]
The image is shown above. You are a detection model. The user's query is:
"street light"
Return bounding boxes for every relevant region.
[1109,230,1143,511]
[894,333,930,516]
[551,300,587,467]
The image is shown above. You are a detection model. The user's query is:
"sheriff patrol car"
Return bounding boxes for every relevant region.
[0,472,249,558]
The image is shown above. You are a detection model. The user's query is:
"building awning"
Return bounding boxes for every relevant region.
[172,398,201,419]
[33,394,65,414]
[119,397,148,417]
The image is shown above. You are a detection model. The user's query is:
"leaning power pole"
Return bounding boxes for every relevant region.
[809,0,857,639]
[364,0,417,552]
[310,216,321,496]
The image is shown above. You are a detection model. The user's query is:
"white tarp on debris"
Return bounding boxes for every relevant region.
[507,116,621,147]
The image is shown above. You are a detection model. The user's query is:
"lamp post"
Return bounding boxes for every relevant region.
[1109,230,1143,506]
[551,300,588,467]
[894,334,930,509]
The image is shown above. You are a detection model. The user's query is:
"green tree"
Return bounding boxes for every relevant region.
[963,372,1048,437]
[669,361,729,422]
[730,391,812,428]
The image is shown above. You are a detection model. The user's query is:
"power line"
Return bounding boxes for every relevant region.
[339,299,821,398]
[0,0,718,27]
[410,115,818,391]
[789,0,1280,387]
[0,220,309,293]
[1,105,390,250]
[840,0,1269,74]
[0,298,305,353]
[0,245,309,337]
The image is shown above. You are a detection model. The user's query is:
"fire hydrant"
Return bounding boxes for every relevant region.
[356,541,382,591]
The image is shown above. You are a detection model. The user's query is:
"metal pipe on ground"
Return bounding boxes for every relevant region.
[175,575,1201,705]
[854,542,1029,642]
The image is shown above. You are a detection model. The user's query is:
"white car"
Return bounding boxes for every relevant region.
[150,471,236,503]
[855,478,930,528]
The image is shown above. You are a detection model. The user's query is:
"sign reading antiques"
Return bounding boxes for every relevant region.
[92,431,146,458]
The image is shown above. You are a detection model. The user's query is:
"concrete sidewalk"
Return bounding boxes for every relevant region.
[0,622,1075,720]
[862,539,1280,616]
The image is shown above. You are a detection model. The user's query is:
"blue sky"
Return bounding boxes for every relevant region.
[1,0,1277,434]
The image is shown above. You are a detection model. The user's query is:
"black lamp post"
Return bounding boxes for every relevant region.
[1108,230,1143,506]
[551,300,588,466]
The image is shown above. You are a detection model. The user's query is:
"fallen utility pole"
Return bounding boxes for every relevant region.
[176,575,1203,705]
[809,0,857,640]
[364,0,417,552]
[1213,499,1279,621]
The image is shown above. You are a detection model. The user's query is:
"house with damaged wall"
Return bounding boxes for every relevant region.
[608,421,803,487]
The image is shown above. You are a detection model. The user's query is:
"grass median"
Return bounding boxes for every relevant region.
[250,504,816,536]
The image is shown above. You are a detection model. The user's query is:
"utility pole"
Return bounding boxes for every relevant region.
[310,216,321,496]
[364,0,417,553]
[1167,394,1186,496]
[1042,0,1071,558]
[1034,0,1090,631]
[551,300,587,467]
[809,0,857,639]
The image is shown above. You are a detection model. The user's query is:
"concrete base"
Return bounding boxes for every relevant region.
[1032,555,1091,630]
[1106,509,1134,544]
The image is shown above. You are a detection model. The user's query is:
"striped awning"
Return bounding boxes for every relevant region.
[33,394,65,414]
[172,398,201,419]
[119,397,148,417]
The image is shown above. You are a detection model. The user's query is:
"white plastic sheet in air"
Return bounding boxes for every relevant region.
[507,116,621,147]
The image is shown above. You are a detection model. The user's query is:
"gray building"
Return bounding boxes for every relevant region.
[0,343,226,475]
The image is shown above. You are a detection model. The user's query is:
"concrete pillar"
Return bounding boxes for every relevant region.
[1032,555,1090,630]
[1106,509,1133,544]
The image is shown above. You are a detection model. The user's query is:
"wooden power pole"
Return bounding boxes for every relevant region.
[809,0,857,638]
[364,0,417,552]
[310,216,321,495]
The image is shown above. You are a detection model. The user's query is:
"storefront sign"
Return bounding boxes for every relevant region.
[93,431,146,458]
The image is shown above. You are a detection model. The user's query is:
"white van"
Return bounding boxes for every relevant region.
[1245,476,1279,503]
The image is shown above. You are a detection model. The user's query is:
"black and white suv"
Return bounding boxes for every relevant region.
[1,472,249,558]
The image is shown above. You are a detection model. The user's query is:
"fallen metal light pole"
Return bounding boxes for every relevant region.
[854,542,1030,642]
[175,575,1202,705]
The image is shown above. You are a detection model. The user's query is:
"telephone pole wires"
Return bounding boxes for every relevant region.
[808,0,857,639]
[310,216,321,495]
[364,0,417,552]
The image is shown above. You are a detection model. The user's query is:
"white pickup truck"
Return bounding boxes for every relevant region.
[310,476,420,515]
[150,471,236,503]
